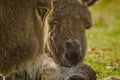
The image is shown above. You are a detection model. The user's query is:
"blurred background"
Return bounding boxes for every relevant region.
[85,0,120,80]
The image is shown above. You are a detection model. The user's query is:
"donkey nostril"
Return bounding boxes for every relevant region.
[66,41,80,50]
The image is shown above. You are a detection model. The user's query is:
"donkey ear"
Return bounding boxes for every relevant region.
[82,0,98,6]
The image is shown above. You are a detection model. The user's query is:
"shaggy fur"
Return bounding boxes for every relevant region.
[44,0,92,67]
[0,0,98,79]
[44,0,97,79]
[0,0,52,77]
[42,55,96,80]
[2,55,96,80]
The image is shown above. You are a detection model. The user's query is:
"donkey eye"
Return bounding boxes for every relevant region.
[52,21,60,28]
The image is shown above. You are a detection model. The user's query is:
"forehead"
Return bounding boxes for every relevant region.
[52,0,91,22]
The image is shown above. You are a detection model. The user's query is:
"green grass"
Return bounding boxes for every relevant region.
[85,0,120,80]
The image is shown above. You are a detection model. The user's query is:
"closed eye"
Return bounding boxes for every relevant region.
[53,21,61,29]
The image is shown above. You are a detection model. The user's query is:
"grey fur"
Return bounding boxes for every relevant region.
[44,0,91,67]
[0,0,52,77]
[44,0,96,79]
[82,0,98,6]
[42,55,96,80]
[0,0,98,79]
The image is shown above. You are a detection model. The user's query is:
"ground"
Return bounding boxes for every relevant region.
[85,0,120,80]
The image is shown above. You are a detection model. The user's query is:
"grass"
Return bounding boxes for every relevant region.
[85,0,120,80]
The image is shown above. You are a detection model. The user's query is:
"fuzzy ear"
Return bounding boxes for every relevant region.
[82,0,98,6]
